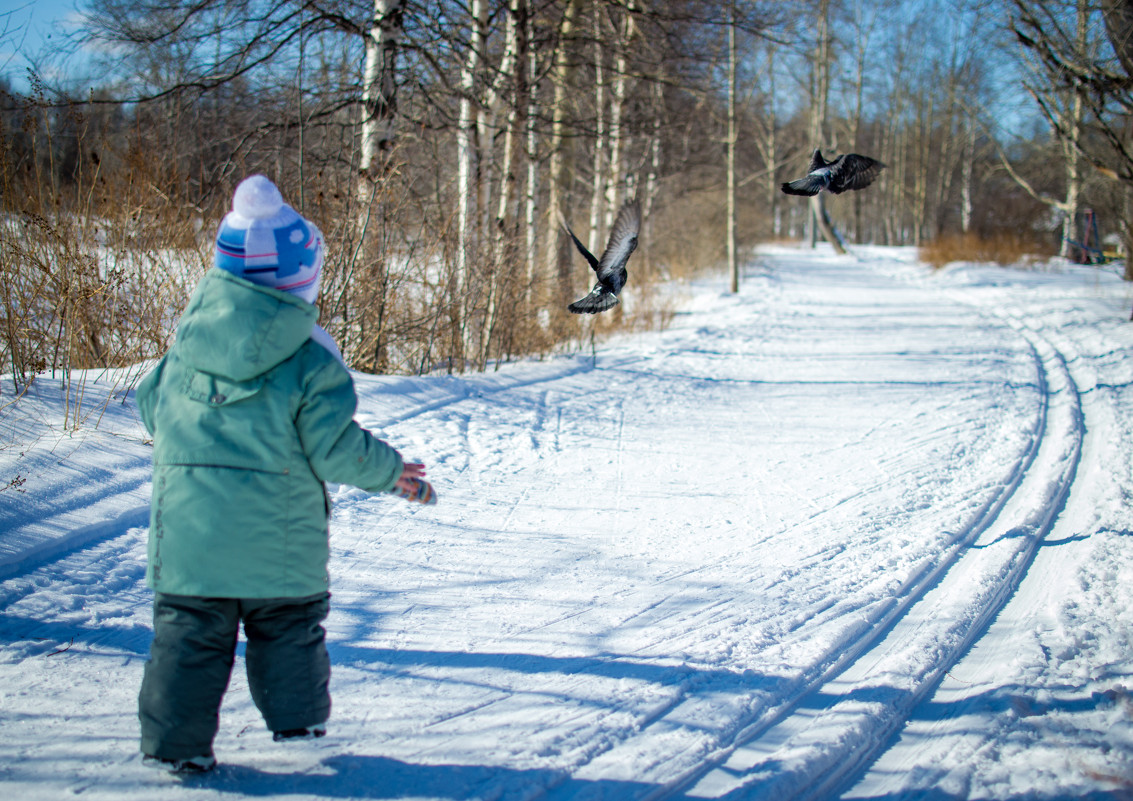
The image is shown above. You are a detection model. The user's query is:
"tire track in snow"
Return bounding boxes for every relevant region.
[523,272,1084,801]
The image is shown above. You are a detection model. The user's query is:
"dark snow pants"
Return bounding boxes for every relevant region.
[138,592,331,760]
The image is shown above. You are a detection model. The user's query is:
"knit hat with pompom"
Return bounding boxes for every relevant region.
[215,175,324,304]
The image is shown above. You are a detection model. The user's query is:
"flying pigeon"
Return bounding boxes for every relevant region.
[781,149,885,196]
[563,200,642,315]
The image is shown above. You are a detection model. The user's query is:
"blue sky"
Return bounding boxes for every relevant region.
[1,0,91,91]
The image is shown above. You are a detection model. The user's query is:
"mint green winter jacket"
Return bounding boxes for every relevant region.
[136,268,404,598]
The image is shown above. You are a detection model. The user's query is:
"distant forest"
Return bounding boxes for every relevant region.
[3,0,1133,383]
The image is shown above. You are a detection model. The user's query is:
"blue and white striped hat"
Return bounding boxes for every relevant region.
[215,175,324,304]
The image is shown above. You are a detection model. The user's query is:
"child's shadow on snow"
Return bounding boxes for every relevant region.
[198,752,1129,801]
[203,754,655,799]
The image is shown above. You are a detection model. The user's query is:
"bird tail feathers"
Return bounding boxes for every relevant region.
[781,179,821,196]
[568,290,619,314]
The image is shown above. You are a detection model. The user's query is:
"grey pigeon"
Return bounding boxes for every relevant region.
[781,149,885,196]
[564,200,641,315]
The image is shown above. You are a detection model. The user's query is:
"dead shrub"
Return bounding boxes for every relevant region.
[919,232,1057,269]
[0,94,680,429]
[0,96,206,417]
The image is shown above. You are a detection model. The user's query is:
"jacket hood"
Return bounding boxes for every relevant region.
[174,268,318,381]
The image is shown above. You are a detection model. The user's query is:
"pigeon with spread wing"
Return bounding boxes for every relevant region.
[563,200,641,315]
[781,149,885,196]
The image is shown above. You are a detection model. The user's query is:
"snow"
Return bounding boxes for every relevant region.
[1,244,1131,800]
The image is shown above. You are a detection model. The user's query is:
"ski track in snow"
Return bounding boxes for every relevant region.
[842,269,1133,801]
[1,245,1131,800]
[667,277,1087,801]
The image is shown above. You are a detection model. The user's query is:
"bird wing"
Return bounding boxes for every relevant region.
[559,212,601,274]
[828,154,885,193]
[807,149,828,172]
[596,200,642,280]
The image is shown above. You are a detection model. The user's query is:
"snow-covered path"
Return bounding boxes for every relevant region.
[1,245,1130,800]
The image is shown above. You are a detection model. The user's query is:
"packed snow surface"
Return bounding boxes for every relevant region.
[1,245,1131,800]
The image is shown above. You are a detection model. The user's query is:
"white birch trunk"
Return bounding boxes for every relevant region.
[767,46,779,237]
[457,0,483,362]
[643,80,663,267]
[588,10,606,254]
[482,4,521,368]
[475,0,495,248]
[605,4,634,230]
[523,0,538,294]
[961,123,975,233]
[545,0,580,289]
[605,61,626,227]
[727,4,738,292]
[1061,0,1088,259]
[492,7,520,260]
[809,0,843,254]
[359,0,403,185]
[808,0,830,248]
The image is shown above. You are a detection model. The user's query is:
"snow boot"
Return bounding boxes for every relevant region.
[273,724,326,742]
[142,754,216,775]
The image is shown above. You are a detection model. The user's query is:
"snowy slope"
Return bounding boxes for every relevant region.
[0,245,1130,800]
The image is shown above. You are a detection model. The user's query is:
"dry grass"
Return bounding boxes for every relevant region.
[919,232,1057,269]
[0,98,688,428]
[0,101,207,416]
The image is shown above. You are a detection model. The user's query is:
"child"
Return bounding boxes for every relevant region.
[135,175,427,774]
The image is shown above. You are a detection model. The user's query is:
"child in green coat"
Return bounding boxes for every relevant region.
[135,175,428,774]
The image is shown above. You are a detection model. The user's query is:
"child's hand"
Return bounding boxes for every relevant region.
[390,463,436,505]
[394,462,426,494]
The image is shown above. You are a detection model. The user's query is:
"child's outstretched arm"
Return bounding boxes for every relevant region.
[297,358,405,493]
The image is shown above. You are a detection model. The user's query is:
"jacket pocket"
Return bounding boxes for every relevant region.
[181,369,264,407]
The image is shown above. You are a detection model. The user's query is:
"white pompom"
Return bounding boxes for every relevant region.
[232,175,284,220]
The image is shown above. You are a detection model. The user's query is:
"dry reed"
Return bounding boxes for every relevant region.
[919,232,1056,269]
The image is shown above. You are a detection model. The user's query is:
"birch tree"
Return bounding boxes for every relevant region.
[641,79,664,266]
[481,0,526,369]
[359,0,403,183]
[746,41,780,238]
[808,0,845,253]
[588,7,608,253]
[1004,0,1091,258]
[545,0,581,302]
[1013,0,1133,275]
[604,1,636,231]
[523,2,539,292]
[456,0,487,362]
[728,0,739,291]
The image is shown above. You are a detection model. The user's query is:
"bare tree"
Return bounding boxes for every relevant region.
[360,0,404,182]
[456,0,487,362]
[727,0,739,291]
[808,0,846,253]
[544,0,581,305]
[604,1,636,230]
[1013,0,1133,274]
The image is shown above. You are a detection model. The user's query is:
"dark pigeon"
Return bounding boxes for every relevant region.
[564,200,642,315]
[781,149,885,196]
